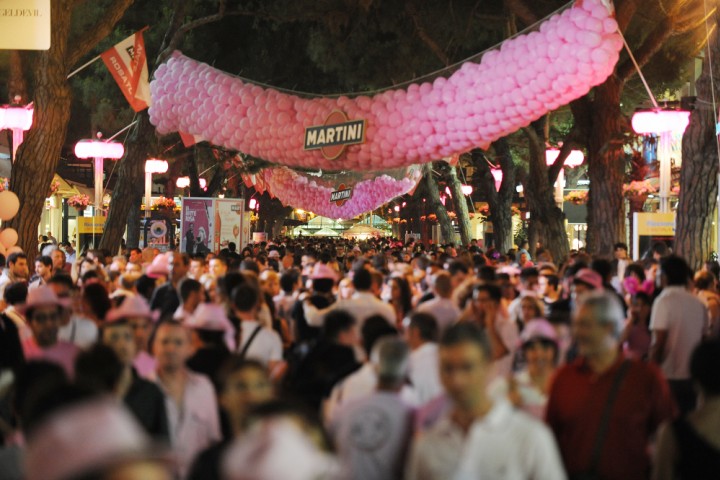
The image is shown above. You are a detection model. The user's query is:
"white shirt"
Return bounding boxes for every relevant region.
[408,343,443,405]
[491,311,520,380]
[58,315,98,349]
[236,320,283,366]
[304,291,396,329]
[650,286,706,379]
[453,400,567,480]
[416,297,460,332]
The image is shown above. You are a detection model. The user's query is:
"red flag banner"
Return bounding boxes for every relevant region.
[101,29,151,112]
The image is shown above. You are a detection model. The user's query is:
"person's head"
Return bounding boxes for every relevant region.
[572,291,624,359]
[520,319,559,370]
[630,292,652,323]
[4,281,28,307]
[430,271,453,299]
[279,269,300,294]
[101,318,136,367]
[188,257,205,280]
[472,283,502,314]
[128,248,143,264]
[259,269,280,297]
[51,249,66,271]
[439,323,492,409]
[651,241,669,260]
[352,267,372,292]
[373,337,410,391]
[168,252,189,283]
[690,339,720,398]
[153,320,192,372]
[178,278,202,310]
[231,283,260,317]
[694,270,717,292]
[74,344,124,394]
[447,261,469,290]
[8,252,29,280]
[217,357,273,430]
[520,295,544,322]
[613,243,628,260]
[82,283,111,321]
[209,257,227,278]
[361,315,398,358]
[406,312,438,350]
[519,267,539,292]
[34,255,53,281]
[24,287,66,348]
[322,310,358,347]
[660,255,692,287]
[590,258,613,283]
[703,260,720,280]
[538,273,559,297]
[572,268,603,297]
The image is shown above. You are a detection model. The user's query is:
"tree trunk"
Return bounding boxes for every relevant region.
[523,121,570,264]
[99,113,155,251]
[423,163,454,244]
[7,2,73,263]
[472,143,515,254]
[7,51,28,102]
[445,164,472,246]
[586,78,626,257]
[675,23,720,269]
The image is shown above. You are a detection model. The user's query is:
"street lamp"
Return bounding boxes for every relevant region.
[175,176,207,189]
[631,109,690,212]
[490,168,503,192]
[0,98,34,161]
[546,147,585,207]
[74,135,125,212]
[144,159,168,219]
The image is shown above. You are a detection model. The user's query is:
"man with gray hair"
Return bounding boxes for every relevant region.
[546,291,674,480]
[330,336,415,480]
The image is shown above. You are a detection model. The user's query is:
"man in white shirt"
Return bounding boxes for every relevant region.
[417,272,460,332]
[29,255,53,290]
[231,283,284,372]
[304,267,395,329]
[650,255,707,413]
[0,252,29,299]
[173,278,203,323]
[406,323,566,480]
[406,312,443,405]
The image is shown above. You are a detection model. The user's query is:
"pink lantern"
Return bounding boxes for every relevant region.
[394,205,400,212]
[144,159,169,219]
[491,168,503,192]
[249,198,258,210]
[0,102,34,161]
[461,184,473,195]
[545,148,584,167]
[74,137,125,211]
[176,176,207,189]
[631,110,690,134]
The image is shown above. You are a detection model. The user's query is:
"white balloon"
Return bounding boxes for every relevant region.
[0,228,18,249]
[0,191,19,221]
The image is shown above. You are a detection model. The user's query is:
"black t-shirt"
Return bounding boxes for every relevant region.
[124,370,170,442]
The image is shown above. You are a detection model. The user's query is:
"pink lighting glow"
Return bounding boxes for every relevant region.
[0,105,33,130]
[631,110,690,134]
[74,140,125,159]
[176,177,207,189]
[461,185,473,195]
[545,148,584,167]
[249,198,257,210]
[491,168,503,192]
[145,159,169,174]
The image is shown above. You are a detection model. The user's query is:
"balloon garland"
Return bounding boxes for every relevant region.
[149,0,622,171]
[246,167,422,219]
[0,190,20,254]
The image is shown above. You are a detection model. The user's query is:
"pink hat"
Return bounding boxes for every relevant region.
[311,263,339,281]
[268,250,280,258]
[186,303,231,332]
[24,397,171,480]
[520,319,559,345]
[19,286,70,314]
[146,252,169,278]
[573,268,603,290]
[106,295,158,323]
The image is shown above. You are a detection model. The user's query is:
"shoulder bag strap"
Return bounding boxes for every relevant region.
[239,325,263,358]
[588,359,632,473]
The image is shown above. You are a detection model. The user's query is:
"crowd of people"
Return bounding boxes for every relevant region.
[0,235,718,480]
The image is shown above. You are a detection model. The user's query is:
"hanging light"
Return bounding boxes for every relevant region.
[490,168,502,192]
[0,98,33,161]
[74,135,125,211]
[545,148,584,168]
[176,176,207,189]
[631,109,690,134]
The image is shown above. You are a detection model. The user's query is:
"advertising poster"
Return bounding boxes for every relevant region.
[214,198,245,252]
[180,198,214,255]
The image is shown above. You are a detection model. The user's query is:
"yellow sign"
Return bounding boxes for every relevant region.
[636,213,675,236]
[78,216,106,234]
[0,0,51,50]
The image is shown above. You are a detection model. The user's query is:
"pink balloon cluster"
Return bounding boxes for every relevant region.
[149,0,621,171]
[256,167,420,219]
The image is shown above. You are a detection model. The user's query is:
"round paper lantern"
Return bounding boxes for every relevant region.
[0,228,18,249]
[0,191,19,220]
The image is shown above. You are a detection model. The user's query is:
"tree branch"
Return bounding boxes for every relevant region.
[502,0,538,27]
[67,0,135,70]
[405,1,450,65]
[617,17,674,83]
[158,0,227,63]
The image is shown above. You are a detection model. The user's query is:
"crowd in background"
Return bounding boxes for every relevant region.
[0,235,719,480]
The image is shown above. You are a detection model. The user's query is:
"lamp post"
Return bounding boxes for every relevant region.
[0,98,33,161]
[631,109,690,213]
[145,159,168,219]
[74,135,125,212]
[545,148,584,208]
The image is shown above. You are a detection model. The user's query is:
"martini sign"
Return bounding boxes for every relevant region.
[304,111,366,160]
[330,184,353,206]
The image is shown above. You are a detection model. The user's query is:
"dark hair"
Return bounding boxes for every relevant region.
[280,269,300,294]
[36,255,53,268]
[614,243,628,251]
[135,274,156,302]
[74,344,123,394]
[22,383,96,437]
[694,271,716,291]
[240,259,260,274]
[704,261,720,280]
[651,241,669,257]
[447,261,469,277]
[232,283,260,312]
[83,283,112,321]
[4,281,28,305]
[13,361,69,431]
[409,312,439,342]
[624,263,646,282]
[216,356,268,393]
[361,315,397,357]
[352,268,372,291]
[660,255,692,286]
[520,267,539,282]
[218,272,246,300]
[312,277,334,294]
[7,252,27,265]
[473,283,502,303]
[179,278,202,302]
[322,310,356,341]
[544,274,560,289]
[591,258,612,282]
[440,322,491,360]
[390,276,413,317]
[477,265,497,283]
[690,340,720,395]
[632,292,652,306]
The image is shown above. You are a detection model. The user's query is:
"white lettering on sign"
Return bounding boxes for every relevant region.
[304,120,366,149]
